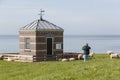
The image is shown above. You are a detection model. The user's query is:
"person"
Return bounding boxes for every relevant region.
[82,43,91,61]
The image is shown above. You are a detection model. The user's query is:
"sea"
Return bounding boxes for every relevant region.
[0,35,120,54]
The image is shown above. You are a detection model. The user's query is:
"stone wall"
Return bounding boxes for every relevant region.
[19,30,36,55]
[19,30,63,61]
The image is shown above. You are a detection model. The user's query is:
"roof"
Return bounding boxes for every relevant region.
[20,19,64,31]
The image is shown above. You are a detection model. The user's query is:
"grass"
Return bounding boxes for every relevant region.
[0,54,120,80]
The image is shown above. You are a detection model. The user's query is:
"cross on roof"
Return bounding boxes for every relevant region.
[39,9,45,20]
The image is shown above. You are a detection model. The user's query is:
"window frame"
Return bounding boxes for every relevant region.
[25,38,31,50]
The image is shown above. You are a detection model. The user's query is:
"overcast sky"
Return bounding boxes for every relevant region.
[0,0,120,35]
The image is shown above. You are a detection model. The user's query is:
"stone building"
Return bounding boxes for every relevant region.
[19,11,64,61]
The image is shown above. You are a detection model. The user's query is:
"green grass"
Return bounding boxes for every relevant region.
[0,54,120,80]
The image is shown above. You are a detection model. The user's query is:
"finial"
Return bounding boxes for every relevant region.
[38,9,45,20]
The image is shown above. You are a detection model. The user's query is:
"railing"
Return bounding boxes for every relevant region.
[1,52,83,62]
[33,55,57,62]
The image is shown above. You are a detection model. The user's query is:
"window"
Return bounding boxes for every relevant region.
[56,44,62,49]
[25,38,30,49]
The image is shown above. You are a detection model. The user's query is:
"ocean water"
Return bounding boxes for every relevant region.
[0,35,19,53]
[65,35,120,53]
[0,35,120,53]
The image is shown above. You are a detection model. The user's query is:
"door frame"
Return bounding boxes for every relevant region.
[46,37,53,55]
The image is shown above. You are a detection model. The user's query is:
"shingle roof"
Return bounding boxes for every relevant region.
[20,19,64,31]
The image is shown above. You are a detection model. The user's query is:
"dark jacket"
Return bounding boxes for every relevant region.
[82,44,91,55]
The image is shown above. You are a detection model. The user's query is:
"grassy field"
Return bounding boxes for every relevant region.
[0,54,120,80]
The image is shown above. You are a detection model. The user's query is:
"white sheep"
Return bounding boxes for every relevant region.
[89,52,95,57]
[118,54,120,58]
[106,51,119,59]
[106,51,114,55]
[61,58,68,62]
[110,53,119,59]
[58,58,62,61]
[0,55,3,60]
[7,57,12,61]
[69,58,75,61]
[78,54,83,60]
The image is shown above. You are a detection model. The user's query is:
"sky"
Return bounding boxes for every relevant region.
[0,0,120,35]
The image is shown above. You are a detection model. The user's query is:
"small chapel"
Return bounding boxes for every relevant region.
[1,10,81,62]
[19,10,64,61]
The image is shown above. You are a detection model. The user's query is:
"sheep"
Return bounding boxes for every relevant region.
[89,52,95,57]
[58,58,62,61]
[69,58,75,61]
[0,55,3,60]
[106,51,114,55]
[61,58,69,62]
[106,51,119,59]
[110,53,119,59]
[118,54,120,58]
[78,54,83,60]
[7,57,12,61]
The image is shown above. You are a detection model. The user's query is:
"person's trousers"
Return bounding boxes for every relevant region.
[83,55,88,61]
